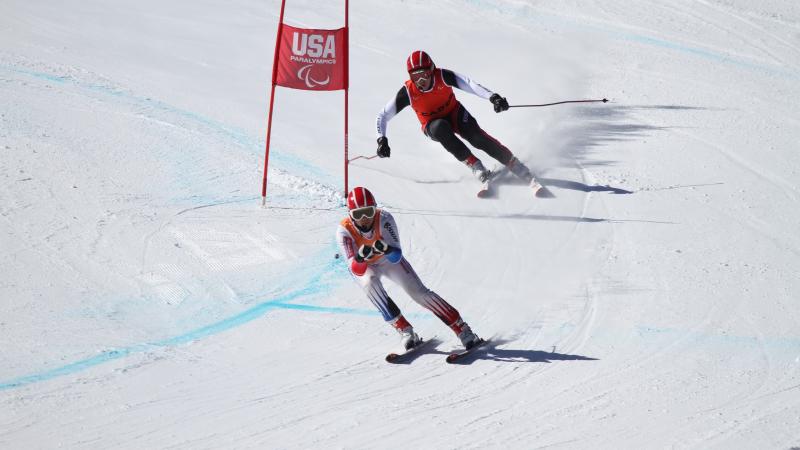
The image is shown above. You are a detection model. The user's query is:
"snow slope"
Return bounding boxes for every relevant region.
[1,0,799,448]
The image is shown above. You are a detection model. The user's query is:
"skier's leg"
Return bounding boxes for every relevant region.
[426,118,491,182]
[455,107,536,183]
[353,267,418,347]
[455,107,513,164]
[425,118,471,160]
[353,269,401,321]
[383,258,479,346]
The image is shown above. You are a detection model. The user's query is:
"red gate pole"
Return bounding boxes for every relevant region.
[343,0,350,199]
[344,88,349,198]
[261,0,288,206]
[262,84,278,206]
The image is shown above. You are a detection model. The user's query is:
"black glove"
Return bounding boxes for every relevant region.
[377,136,391,158]
[373,239,389,254]
[490,93,509,113]
[355,244,375,262]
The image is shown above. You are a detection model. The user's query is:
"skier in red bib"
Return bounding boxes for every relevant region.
[376,50,542,191]
[335,186,481,351]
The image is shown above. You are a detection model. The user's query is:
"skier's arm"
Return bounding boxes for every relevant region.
[375,212,403,264]
[336,225,368,276]
[376,87,411,138]
[441,69,495,100]
[443,69,509,112]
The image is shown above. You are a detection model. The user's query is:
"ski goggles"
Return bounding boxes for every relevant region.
[350,206,376,221]
[409,68,433,84]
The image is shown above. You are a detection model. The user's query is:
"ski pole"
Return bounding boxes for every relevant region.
[509,98,608,108]
[348,154,379,162]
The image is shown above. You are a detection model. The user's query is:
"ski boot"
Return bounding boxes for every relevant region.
[400,328,422,350]
[507,157,553,198]
[391,314,422,350]
[507,156,535,184]
[451,318,481,350]
[464,155,492,183]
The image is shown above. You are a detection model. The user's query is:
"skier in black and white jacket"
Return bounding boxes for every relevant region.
[375,50,543,193]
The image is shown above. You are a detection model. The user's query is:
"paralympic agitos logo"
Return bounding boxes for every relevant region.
[290,32,336,88]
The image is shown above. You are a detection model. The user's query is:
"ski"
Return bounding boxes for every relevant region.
[531,179,555,198]
[476,179,492,198]
[477,166,506,198]
[385,337,435,363]
[476,173,495,198]
[477,168,554,199]
[445,338,489,364]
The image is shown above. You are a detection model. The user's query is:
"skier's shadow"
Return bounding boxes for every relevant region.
[540,178,633,195]
[441,338,598,366]
[491,172,632,196]
[385,337,446,365]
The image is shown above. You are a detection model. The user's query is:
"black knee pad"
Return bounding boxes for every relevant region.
[426,119,454,142]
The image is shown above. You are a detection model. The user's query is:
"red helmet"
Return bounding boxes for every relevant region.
[406,50,434,73]
[347,186,376,211]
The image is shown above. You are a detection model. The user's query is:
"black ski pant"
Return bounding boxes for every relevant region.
[424,103,514,166]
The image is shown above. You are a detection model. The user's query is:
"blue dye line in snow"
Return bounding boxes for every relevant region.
[0,64,335,184]
[0,299,378,391]
[0,63,353,389]
[267,302,382,316]
[0,238,421,390]
[0,239,425,390]
[464,0,798,79]
[635,325,800,350]
[616,33,798,79]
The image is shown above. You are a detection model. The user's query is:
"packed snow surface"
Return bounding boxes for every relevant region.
[1,0,799,448]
